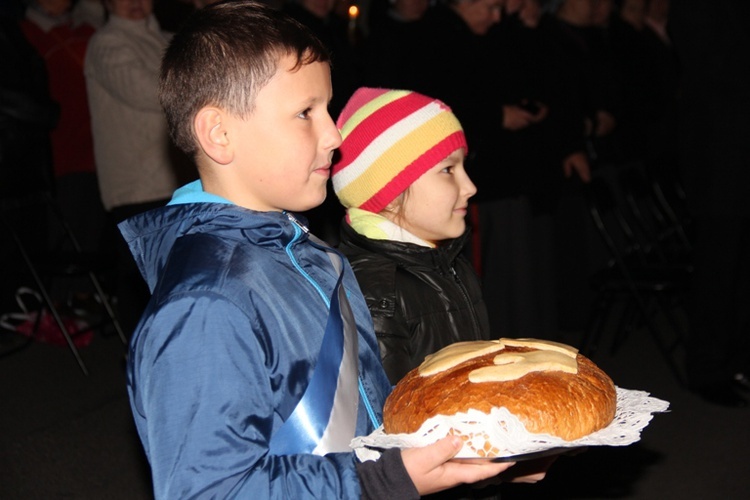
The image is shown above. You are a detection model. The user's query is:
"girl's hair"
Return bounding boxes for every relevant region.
[159,0,330,156]
[382,189,411,227]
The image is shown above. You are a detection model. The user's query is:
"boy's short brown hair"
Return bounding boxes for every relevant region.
[159,0,330,156]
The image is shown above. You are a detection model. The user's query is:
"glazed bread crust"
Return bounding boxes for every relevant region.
[383,346,617,441]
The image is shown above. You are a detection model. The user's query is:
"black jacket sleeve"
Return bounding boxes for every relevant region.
[356,448,419,500]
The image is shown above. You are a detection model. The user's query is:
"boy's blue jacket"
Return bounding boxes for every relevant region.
[120,186,392,499]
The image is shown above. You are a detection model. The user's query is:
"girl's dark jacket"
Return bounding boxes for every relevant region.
[338,221,491,385]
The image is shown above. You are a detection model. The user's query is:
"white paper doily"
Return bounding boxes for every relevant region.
[351,387,669,462]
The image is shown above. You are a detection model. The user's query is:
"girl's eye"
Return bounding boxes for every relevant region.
[298,108,312,119]
[441,165,454,174]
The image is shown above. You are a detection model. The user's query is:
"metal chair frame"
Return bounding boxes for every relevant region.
[582,177,690,386]
[2,192,126,375]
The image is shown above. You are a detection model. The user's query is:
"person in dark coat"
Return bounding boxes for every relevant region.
[362,0,431,89]
[0,9,58,313]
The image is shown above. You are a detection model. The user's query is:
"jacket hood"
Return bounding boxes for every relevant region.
[119,203,306,292]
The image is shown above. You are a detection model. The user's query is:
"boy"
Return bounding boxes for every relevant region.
[119,1,513,498]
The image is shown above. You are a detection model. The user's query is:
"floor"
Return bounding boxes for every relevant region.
[1,306,749,499]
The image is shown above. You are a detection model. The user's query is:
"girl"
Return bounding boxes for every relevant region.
[332,87,491,385]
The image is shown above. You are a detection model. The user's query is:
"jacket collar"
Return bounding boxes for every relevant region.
[339,219,470,271]
[119,201,307,292]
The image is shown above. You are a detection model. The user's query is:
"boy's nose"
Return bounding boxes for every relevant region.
[324,116,343,151]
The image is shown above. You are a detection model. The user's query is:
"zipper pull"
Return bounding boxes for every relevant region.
[284,211,309,233]
[450,266,464,284]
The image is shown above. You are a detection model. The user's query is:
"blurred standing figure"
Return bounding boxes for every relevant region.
[21,0,105,253]
[611,0,677,174]
[382,0,585,340]
[644,0,669,44]
[362,0,431,89]
[553,0,618,165]
[641,0,679,175]
[476,0,593,339]
[537,0,612,331]
[670,0,750,408]
[72,0,106,28]
[0,10,59,312]
[85,0,192,336]
[605,0,653,165]
[151,0,222,32]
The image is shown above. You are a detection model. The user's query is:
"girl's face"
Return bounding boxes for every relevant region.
[385,149,477,245]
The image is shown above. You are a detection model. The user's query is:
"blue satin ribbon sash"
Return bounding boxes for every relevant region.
[268,244,359,455]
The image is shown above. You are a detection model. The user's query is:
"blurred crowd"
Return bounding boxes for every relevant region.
[2,0,749,406]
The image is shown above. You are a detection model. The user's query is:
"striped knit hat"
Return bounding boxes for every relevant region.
[332,88,467,213]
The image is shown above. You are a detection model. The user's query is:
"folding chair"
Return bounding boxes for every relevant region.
[581,177,690,386]
[617,166,692,267]
[1,192,127,375]
[649,167,693,256]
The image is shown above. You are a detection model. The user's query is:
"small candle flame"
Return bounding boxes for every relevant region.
[348,5,359,20]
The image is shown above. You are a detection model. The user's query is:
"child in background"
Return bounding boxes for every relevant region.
[119,2,513,498]
[333,87,491,385]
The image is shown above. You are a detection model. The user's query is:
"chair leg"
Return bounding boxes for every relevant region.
[48,193,128,346]
[10,229,89,375]
[654,294,689,354]
[581,291,613,356]
[629,290,687,387]
[610,296,639,355]
[86,269,127,345]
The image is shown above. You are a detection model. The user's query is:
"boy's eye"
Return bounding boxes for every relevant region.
[441,165,454,174]
[298,108,312,119]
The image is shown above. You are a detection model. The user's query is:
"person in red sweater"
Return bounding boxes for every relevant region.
[21,0,105,254]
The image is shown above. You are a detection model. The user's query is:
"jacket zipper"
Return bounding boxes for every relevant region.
[450,265,481,335]
[284,213,329,306]
[284,212,381,429]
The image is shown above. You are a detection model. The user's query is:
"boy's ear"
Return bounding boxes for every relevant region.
[194,107,233,165]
